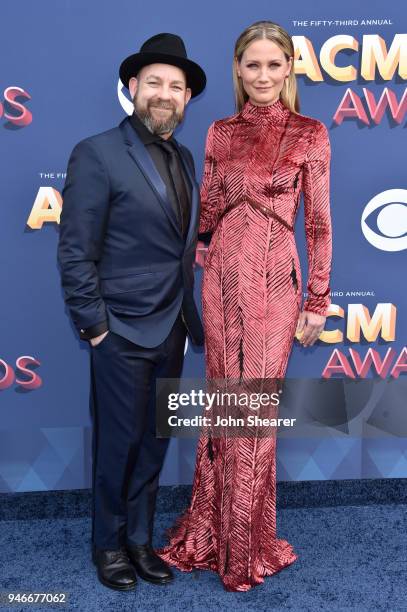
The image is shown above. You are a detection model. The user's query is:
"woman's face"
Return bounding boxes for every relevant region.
[237,38,292,106]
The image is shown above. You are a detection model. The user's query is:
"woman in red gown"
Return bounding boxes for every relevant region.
[158,21,333,591]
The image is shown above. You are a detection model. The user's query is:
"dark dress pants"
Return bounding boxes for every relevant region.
[89,310,187,550]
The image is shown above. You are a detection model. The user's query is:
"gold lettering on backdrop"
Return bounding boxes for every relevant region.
[27,187,62,229]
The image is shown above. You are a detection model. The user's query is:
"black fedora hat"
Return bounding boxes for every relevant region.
[119,33,206,98]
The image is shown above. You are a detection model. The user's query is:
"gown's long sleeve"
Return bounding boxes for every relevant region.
[301,121,332,316]
[199,122,222,234]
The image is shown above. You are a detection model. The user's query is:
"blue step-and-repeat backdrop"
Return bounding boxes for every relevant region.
[0,0,406,491]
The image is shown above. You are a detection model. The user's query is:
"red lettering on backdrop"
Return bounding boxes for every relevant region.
[391,347,407,379]
[322,349,356,378]
[322,347,407,379]
[0,86,32,126]
[0,359,15,390]
[349,347,396,378]
[333,87,407,125]
[0,357,42,390]
[15,356,42,389]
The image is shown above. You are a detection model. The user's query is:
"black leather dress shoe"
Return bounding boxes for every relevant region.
[92,547,137,591]
[127,543,173,584]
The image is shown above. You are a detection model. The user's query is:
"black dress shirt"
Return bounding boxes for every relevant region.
[129,111,191,230]
[80,111,192,341]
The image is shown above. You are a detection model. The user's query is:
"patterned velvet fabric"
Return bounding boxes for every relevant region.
[158,97,332,591]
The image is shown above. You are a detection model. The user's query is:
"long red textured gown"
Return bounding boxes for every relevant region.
[158,97,332,591]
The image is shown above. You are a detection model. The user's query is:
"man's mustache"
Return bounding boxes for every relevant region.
[148,100,177,111]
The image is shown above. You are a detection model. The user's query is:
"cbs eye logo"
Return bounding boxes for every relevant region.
[117,79,133,115]
[361,189,407,252]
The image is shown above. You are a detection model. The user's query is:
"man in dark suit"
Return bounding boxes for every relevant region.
[57,33,206,591]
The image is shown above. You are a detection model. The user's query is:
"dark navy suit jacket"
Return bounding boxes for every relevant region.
[57,116,204,348]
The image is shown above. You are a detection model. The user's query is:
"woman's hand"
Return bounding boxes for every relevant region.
[296,311,326,347]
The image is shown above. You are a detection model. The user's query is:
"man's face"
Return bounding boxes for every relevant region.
[129,63,192,136]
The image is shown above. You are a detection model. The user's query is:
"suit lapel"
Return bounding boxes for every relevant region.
[120,117,181,237]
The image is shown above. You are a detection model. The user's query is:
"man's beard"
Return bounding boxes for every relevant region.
[133,93,184,135]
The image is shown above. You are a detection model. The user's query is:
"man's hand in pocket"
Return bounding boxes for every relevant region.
[90,331,109,347]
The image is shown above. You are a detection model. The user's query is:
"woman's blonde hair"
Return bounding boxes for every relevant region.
[233,21,299,113]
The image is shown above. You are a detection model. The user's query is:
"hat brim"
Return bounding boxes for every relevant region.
[119,52,206,98]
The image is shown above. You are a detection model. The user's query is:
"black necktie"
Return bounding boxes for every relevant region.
[157,140,190,239]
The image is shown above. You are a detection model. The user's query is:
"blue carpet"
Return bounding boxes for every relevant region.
[1,503,406,611]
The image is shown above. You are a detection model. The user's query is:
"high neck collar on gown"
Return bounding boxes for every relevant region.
[240,97,290,125]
